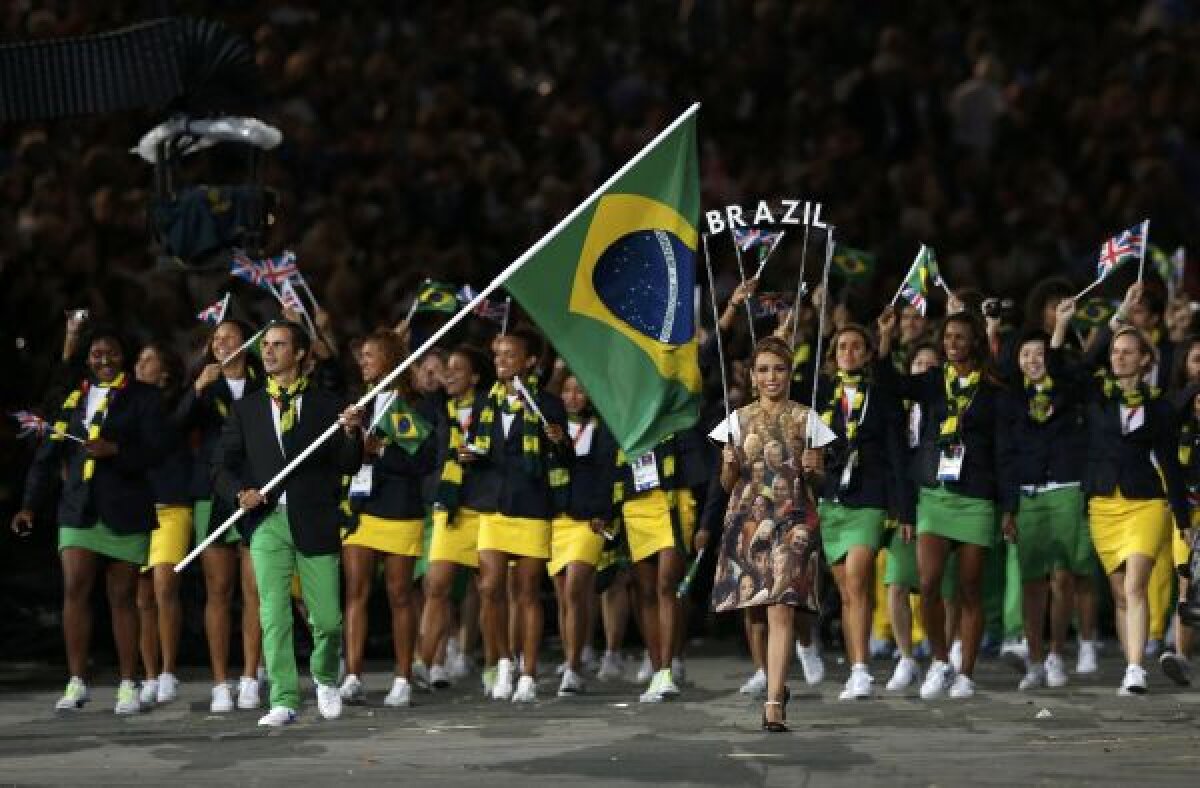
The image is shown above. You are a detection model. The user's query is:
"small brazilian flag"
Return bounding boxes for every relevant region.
[416,280,459,314]
[1072,297,1117,329]
[504,105,702,456]
[377,399,431,455]
[831,243,876,282]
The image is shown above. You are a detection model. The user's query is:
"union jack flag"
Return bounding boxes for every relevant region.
[11,410,48,439]
[230,251,265,285]
[732,226,784,253]
[1097,220,1149,280]
[473,297,510,323]
[279,279,307,314]
[261,251,300,287]
[196,293,230,325]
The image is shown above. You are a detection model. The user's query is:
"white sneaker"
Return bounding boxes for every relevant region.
[949,640,963,673]
[512,675,538,703]
[1000,639,1028,673]
[210,683,234,713]
[1160,651,1194,687]
[558,668,584,697]
[948,674,976,699]
[156,672,179,703]
[114,680,141,715]
[237,676,261,709]
[339,674,366,703]
[920,660,954,699]
[639,670,664,703]
[447,652,471,680]
[739,669,768,697]
[554,661,568,677]
[1118,664,1148,696]
[671,657,686,684]
[1076,640,1099,675]
[384,677,412,707]
[430,664,451,689]
[886,657,920,692]
[596,651,624,681]
[656,669,680,699]
[797,645,825,685]
[492,658,515,700]
[55,677,89,711]
[257,706,297,727]
[316,683,342,719]
[838,665,873,700]
[412,661,431,691]
[581,645,599,674]
[1045,653,1068,688]
[635,651,653,683]
[138,678,159,706]
[1018,664,1046,691]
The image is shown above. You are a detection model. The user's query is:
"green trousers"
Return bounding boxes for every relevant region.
[250,509,342,710]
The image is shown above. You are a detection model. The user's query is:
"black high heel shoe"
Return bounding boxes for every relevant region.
[761,687,791,733]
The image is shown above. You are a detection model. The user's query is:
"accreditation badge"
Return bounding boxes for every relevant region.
[348,464,375,498]
[936,444,965,483]
[632,451,661,492]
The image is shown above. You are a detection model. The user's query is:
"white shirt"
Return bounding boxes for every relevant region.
[568,419,595,455]
[501,396,519,437]
[225,376,247,400]
[270,394,303,505]
[84,386,109,428]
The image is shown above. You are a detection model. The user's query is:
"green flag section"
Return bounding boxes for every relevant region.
[416,280,459,314]
[1072,297,1117,329]
[504,108,702,457]
[1149,244,1185,292]
[831,243,876,282]
[376,397,432,455]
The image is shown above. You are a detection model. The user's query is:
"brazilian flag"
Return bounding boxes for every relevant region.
[832,243,876,282]
[377,399,431,455]
[1072,297,1117,329]
[505,105,702,456]
[416,280,459,314]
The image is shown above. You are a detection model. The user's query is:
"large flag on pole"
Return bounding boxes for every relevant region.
[505,108,702,456]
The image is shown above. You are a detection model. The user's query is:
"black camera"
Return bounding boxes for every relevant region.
[982,297,1015,320]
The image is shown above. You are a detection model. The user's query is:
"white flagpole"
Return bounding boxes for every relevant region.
[1137,218,1151,282]
[1073,275,1106,302]
[219,326,267,369]
[701,233,733,441]
[790,221,813,349]
[807,226,836,448]
[511,376,549,428]
[729,228,757,344]
[176,102,703,572]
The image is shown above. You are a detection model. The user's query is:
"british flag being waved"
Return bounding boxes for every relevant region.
[11,410,49,439]
[230,251,265,286]
[1097,220,1149,281]
[260,251,300,287]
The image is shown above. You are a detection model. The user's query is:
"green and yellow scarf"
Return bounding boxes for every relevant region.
[939,364,980,446]
[1024,375,1055,423]
[53,372,128,481]
[1097,369,1158,409]
[821,369,867,442]
[266,375,308,442]
[433,392,476,516]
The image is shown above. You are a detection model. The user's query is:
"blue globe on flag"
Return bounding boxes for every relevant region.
[592,229,694,346]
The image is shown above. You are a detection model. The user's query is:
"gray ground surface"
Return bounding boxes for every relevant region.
[1,646,1198,786]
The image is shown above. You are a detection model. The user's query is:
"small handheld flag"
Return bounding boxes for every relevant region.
[230,252,265,286]
[676,546,706,598]
[1071,297,1118,329]
[892,245,942,316]
[1096,220,1148,281]
[261,251,300,288]
[196,293,230,325]
[831,243,877,282]
[474,298,511,324]
[416,280,459,314]
[11,410,86,443]
[279,279,306,314]
[731,227,783,254]
[376,397,432,455]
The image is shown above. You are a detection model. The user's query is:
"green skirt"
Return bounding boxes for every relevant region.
[193,499,242,547]
[917,486,996,547]
[59,521,150,565]
[818,501,884,564]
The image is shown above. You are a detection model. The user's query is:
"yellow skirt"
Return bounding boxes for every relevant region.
[428,507,482,568]
[145,505,193,568]
[478,512,551,560]
[344,513,424,557]
[1088,491,1170,574]
[623,489,695,564]
[548,517,605,576]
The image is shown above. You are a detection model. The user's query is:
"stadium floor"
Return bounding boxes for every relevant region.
[1,644,1198,786]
